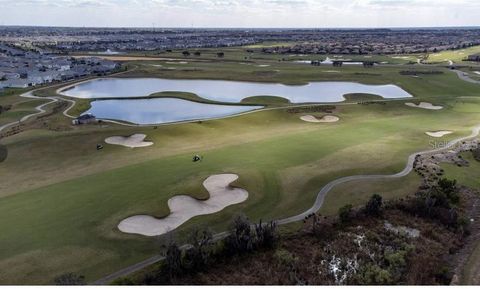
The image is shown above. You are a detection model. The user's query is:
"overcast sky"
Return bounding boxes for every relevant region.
[0,0,479,28]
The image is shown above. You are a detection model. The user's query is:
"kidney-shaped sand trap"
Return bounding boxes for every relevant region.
[300,115,340,123]
[425,131,453,138]
[105,134,153,148]
[118,174,248,236]
[405,102,443,110]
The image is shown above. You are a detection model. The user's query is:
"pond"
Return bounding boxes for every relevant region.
[61,78,412,103]
[85,98,263,125]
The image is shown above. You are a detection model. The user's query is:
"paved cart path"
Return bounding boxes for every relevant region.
[93,122,480,284]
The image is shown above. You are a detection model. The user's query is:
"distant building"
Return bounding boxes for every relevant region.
[72,114,97,125]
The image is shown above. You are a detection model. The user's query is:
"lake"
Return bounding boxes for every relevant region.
[85,98,263,125]
[62,78,412,103]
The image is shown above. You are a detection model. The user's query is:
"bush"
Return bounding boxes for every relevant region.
[438,178,459,204]
[53,273,86,285]
[182,228,213,272]
[165,241,182,277]
[223,214,254,255]
[357,264,392,284]
[111,277,135,285]
[472,148,480,161]
[365,194,383,216]
[338,204,353,223]
[255,219,278,248]
[274,249,298,267]
[223,215,278,256]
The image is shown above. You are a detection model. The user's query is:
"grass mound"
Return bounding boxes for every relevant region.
[343,93,384,102]
[241,95,290,105]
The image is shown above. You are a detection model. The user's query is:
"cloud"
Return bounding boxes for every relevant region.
[0,0,479,27]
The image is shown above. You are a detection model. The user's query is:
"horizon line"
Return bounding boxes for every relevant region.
[1,24,480,30]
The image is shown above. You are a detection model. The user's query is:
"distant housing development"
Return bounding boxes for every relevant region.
[0,43,119,89]
[1,27,480,56]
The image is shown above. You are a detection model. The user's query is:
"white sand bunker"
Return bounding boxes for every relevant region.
[105,134,153,148]
[405,102,443,110]
[300,115,340,123]
[425,131,453,138]
[118,174,248,236]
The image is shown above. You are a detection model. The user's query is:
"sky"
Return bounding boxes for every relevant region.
[0,0,479,28]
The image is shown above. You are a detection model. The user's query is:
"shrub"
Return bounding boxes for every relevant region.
[111,277,135,285]
[182,228,213,272]
[338,204,353,223]
[223,214,254,255]
[472,148,480,161]
[365,194,383,216]
[357,264,392,284]
[274,249,298,267]
[438,178,459,204]
[165,241,182,277]
[53,273,86,285]
[255,219,278,248]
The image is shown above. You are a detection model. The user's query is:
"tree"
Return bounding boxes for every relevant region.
[338,204,353,223]
[223,214,254,255]
[53,273,86,285]
[183,228,213,271]
[365,194,383,216]
[255,219,278,248]
[438,178,458,204]
[165,241,182,277]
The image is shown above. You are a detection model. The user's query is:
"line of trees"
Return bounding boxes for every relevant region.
[123,215,278,285]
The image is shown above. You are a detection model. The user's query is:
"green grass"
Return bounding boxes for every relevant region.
[0,98,48,127]
[442,152,480,189]
[1,60,480,284]
[320,173,422,216]
[1,98,479,284]
[424,45,480,64]
[241,95,290,105]
[343,93,384,102]
[66,98,91,117]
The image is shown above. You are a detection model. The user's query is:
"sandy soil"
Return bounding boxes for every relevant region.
[300,115,340,123]
[425,131,453,138]
[405,102,443,110]
[118,174,248,236]
[105,134,153,148]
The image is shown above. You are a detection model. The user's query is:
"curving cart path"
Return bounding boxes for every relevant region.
[0,90,78,135]
[452,69,480,85]
[93,122,480,284]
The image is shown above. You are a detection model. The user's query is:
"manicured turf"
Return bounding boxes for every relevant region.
[1,58,480,284]
[424,45,480,64]
[443,152,480,189]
